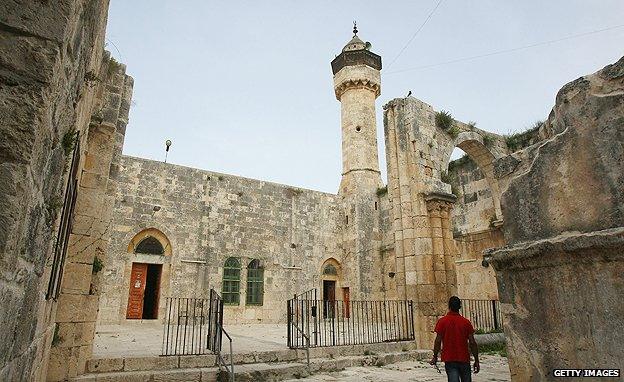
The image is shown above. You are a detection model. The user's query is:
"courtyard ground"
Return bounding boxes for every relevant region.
[284,357,511,381]
[94,323,288,357]
[94,323,510,381]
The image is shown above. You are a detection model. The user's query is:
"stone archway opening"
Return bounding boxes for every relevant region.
[320,258,344,319]
[125,228,171,320]
[444,138,504,302]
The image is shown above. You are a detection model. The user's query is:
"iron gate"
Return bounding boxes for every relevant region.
[162,289,224,356]
[287,289,415,348]
[461,299,503,332]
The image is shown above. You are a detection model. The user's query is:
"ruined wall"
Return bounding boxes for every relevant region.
[490,56,624,380]
[0,1,113,380]
[46,58,133,381]
[448,156,497,234]
[447,155,503,301]
[383,96,512,346]
[99,157,354,324]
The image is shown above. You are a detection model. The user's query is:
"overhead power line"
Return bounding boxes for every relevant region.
[386,0,444,69]
[386,23,624,75]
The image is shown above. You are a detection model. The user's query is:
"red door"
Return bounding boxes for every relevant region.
[126,263,148,319]
[342,287,350,318]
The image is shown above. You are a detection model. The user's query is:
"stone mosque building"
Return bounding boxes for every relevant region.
[97,25,512,347]
[3,2,622,380]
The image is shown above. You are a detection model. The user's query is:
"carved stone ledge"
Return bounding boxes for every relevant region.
[334,79,381,99]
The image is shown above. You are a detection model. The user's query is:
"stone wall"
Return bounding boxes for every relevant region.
[99,156,376,324]
[490,56,624,380]
[46,57,133,381]
[0,1,114,380]
[382,96,514,346]
[447,154,504,301]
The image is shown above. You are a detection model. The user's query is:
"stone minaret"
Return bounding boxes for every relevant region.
[332,24,383,195]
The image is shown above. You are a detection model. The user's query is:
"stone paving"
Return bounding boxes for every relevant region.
[284,356,511,381]
[94,323,291,358]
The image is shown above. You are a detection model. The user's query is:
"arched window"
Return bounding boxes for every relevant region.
[323,264,338,276]
[135,236,165,255]
[246,259,264,306]
[222,257,241,305]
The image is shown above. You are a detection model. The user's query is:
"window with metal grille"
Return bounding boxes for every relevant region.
[135,236,164,254]
[246,259,264,306]
[46,132,80,300]
[222,257,240,305]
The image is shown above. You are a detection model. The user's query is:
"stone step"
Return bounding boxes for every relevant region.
[86,340,419,374]
[73,349,431,382]
[72,367,220,382]
[221,349,432,382]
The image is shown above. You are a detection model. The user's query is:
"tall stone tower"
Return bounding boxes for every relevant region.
[332,24,383,195]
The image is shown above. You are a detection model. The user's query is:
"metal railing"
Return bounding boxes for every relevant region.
[461,299,503,332]
[162,297,212,356]
[287,298,414,348]
[216,323,234,382]
[162,289,228,356]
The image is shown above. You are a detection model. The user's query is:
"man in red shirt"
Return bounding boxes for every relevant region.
[429,296,480,381]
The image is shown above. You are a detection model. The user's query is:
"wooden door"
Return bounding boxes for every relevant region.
[126,263,148,319]
[323,280,336,318]
[342,287,350,318]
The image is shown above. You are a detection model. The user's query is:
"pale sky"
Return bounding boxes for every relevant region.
[106,1,624,193]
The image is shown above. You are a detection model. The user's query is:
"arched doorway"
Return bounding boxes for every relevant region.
[126,228,171,319]
[320,258,343,319]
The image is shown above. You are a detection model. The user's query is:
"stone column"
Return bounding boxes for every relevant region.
[489,56,624,380]
[47,58,133,381]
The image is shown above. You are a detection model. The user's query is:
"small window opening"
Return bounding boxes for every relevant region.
[135,237,164,255]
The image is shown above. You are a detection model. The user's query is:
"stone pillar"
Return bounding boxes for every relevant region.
[489,56,624,380]
[47,58,133,381]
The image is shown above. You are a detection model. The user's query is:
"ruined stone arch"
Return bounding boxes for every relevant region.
[127,228,172,256]
[446,131,503,221]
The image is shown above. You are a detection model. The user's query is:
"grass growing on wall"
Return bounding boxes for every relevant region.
[505,120,543,152]
[435,110,454,130]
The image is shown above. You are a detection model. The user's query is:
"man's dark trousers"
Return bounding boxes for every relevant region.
[444,362,471,382]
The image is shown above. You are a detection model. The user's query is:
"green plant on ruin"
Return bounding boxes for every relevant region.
[107,57,122,78]
[364,350,376,356]
[62,127,78,157]
[447,125,460,139]
[376,185,388,197]
[468,121,477,129]
[505,120,544,152]
[482,134,494,147]
[479,342,507,357]
[435,110,454,130]
[428,141,434,149]
[52,324,62,347]
[45,195,63,226]
[92,256,103,274]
